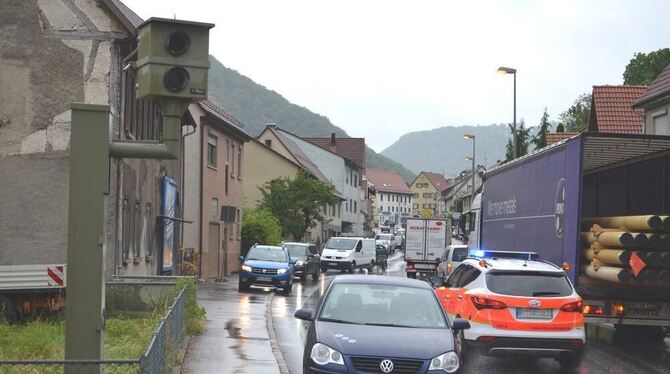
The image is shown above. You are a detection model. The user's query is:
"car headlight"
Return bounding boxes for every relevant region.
[296,260,304,266]
[429,351,459,373]
[277,268,288,274]
[241,264,252,272]
[310,343,344,366]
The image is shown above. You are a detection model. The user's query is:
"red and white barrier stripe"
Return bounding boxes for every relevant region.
[47,265,65,287]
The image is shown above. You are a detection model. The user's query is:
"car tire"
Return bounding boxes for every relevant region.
[557,351,583,371]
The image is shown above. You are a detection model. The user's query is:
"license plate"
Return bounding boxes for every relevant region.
[626,302,670,318]
[516,308,553,320]
[414,264,435,269]
[328,262,339,267]
[256,276,272,282]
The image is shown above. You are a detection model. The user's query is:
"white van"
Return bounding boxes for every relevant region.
[320,237,376,273]
[437,244,469,279]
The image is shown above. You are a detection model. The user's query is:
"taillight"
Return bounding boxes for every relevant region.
[471,296,507,310]
[560,300,583,313]
[582,304,604,315]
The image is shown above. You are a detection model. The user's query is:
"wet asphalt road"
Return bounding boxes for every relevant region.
[270,252,670,374]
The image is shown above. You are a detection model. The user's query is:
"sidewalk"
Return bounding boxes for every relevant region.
[181,278,280,374]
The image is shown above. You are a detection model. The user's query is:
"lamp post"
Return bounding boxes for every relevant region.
[464,134,475,208]
[497,66,517,159]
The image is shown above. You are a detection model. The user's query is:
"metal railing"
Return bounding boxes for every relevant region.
[0,277,193,373]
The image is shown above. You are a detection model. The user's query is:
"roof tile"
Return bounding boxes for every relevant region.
[423,172,449,190]
[634,63,670,107]
[545,132,578,145]
[366,169,413,194]
[590,85,646,134]
[305,137,366,169]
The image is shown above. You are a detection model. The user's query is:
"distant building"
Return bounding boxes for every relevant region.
[409,172,449,217]
[633,63,670,135]
[365,169,413,226]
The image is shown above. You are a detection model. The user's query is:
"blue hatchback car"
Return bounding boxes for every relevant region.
[239,245,295,295]
[294,275,470,373]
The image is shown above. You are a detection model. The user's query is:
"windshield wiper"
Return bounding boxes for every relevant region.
[363,322,418,328]
[532,291,562,296]
[319,318,361,325]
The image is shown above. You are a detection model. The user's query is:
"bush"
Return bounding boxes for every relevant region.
[241,208,282,256]
[174,278,206,335]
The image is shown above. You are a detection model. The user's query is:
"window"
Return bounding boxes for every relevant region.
[231,144,235,177]
[237,147,242,180]
[653,111,668,135]
[144,203,153,258]
[225,165,229,195]
[380,205,384,212]
[134,201,141,258]
[207,134,217,167]
[265,139,272,147]
[380,194,384,201]
[423,193,434,198]
[345,201,349,212]
[354,201,357,213]
[414,193,419,198]
[486,272,573,297]
[211,198,218,220]
[346,173,349,184]
[226,139,230,164]
[413,203,419,209]
[354,174,358,186]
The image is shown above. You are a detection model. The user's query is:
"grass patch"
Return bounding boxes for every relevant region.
[173,278,206,335]
[0,313,161,360]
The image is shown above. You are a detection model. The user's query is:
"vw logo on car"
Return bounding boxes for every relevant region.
[529,299,542,308]
[380,359,394,373]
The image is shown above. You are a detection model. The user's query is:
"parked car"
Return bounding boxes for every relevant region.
[295,275,470,373]
[435,253,585,370]
[238,245,296,295]
[283,242,320,281]
[320,237,376,273]
[437,245,469,279]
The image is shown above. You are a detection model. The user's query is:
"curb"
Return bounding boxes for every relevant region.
[266,293,290,374]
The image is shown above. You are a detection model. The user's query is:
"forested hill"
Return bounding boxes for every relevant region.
[381,124,510,176]
[207,56,415,181]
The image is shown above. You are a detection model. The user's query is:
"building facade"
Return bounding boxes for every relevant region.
[183,99,251,279]
[365,169,413,226]
[409,172,449,217]
[0,0,181,278]
[634,64,670,135]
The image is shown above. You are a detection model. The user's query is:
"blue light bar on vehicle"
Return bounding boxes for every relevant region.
[468,249,539,261]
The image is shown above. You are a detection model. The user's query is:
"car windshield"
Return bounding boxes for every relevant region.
[486,271,573,297]
[452,247,469,262]
[319,283,447,328]
[326,238,357,250]
[246,247,288,262]
[285,244,308,257]
[375,234,392,241]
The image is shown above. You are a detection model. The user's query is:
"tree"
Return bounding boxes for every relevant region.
[559,93,591,132]
[241,208,282,256]
[531,107,552,149]
[556,123,565,133]
[259,170,340,240]
[505,119,531,161]
[623,48,670,86]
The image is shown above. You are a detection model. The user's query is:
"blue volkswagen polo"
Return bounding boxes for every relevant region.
[239,245,295,295]
[294,275,470,373]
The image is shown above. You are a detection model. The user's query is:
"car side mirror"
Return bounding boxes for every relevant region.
[239,256,245,262]
[294,308,315,321]
[452,318,471,331]
[289,259,297,266]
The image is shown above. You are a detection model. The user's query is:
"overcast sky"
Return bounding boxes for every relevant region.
[126,0,670,152]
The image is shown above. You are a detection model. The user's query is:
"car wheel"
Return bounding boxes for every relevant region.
[349,261,356,273]
[284,281,293,295]
[557,351,583,371]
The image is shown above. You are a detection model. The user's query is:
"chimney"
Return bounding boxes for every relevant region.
[330,132,336,152]
[267,122,278,129]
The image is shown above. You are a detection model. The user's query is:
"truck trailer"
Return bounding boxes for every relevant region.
[405,218,450,279]
[470,132,670,341]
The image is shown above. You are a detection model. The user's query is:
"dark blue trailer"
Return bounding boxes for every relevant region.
[477,132,670,334]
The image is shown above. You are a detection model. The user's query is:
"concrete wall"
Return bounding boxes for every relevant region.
[242,139,301,210]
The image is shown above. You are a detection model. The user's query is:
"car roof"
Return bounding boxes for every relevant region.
[331,275,433,289]
[282,242,310,246]
[253,245,285,251]
[461,258,564,273]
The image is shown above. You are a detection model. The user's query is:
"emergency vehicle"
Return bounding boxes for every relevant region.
[435,251,585,370]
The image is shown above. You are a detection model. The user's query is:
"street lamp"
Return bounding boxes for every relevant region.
[464,134,475,207]
[497,66,517,159]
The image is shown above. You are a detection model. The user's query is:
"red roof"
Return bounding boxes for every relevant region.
[634,63,670,108]
[588,85,646,134]
[101,0,143,33]
[545,132,578,145]
[305,136,366,169]
[366,169,413,194]
[423,172,449,191]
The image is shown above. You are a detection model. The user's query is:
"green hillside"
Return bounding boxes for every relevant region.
[381,124,510,177]
[207,56,415,181]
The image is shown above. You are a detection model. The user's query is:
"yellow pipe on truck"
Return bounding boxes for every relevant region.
[582,215,663,231]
